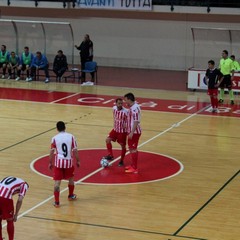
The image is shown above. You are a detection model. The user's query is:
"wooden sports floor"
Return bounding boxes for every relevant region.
[0,70,239,240]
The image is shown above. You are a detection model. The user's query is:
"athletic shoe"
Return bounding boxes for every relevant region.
[15,77,20,81]
[68,194,77,201]
[125,166,138,174]
[25,77,29,81]
[7,76,11,79]
[104,155,114,161]
[218,99,224,103]
[45,78,50,83]
[1,75,5,79]
[26,77,32,82]
[85,81,94,85]
[53,202,60,208]
[230,100,234,105]
[118,160,124,167]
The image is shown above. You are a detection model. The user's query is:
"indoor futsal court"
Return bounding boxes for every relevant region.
[0,74,239,240]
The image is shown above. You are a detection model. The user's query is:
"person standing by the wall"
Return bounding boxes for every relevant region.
[218,50,235,105]
[75,34,94,84]
[230,55,240,71]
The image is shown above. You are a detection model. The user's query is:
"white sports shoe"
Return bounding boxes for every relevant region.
[15,77,20,81]
[85,81,94,86]
[25,77,29,81]
[212,108,219,113]
[45,78,50,83]
[26,77,32,82]
[7,76,11,79]
[1,75,5,79]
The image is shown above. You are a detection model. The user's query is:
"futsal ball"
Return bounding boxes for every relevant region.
[100,158,109,168]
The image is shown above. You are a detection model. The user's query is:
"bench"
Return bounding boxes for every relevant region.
[33,66,81,83]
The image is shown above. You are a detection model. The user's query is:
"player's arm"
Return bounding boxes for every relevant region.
[129,120,139,139]
[205,69,210,86]
[231,69,234,80]
[48,147,55,170]
[73,148,80,167]
[216,72,224,87]
[231,61,235,79]
[75,43,82,50]
[14,195,24,222]
[205,75,209,86]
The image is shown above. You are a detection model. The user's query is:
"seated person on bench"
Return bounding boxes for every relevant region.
[53,50,68,81]
[7,51,20,79]
[16,46,34,81]
[28,51,50,83]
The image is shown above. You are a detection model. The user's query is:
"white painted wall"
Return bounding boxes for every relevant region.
[2,14,240,70]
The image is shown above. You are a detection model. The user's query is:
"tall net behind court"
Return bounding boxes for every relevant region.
[0,20,74,65]
[191,27,240,69]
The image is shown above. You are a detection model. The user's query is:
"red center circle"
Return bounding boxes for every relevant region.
[31,149,183,185]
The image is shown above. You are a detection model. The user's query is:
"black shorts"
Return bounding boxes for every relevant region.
[219,75,232,88]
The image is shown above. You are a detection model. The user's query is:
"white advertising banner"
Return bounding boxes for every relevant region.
[76,0,152,10]
[188,69,240,92]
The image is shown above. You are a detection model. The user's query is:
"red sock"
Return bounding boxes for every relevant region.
[7,220,14,240]
[0,218,3,240]
[106,143,113,156]
[210,96,214,108]
[54,191,60,203]
[68,184,74,196]
[131,151,138,169]
[214,97,218,108]
[121,148,126,161]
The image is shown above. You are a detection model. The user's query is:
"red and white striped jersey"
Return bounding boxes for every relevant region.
[51,132,78,168]
[0,176,29,199]
[113,106,128,133]
[126,102,142,134]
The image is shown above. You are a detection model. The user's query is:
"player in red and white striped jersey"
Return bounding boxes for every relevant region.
[124,93,142,173]
[105,98,128,166]
[49,121,80,208]
[0,176,29,240]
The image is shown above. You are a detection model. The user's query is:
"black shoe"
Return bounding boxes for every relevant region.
[118,160,124,167]
[104,155,114,161]
[218,99,224,103]
[230,100,234,105]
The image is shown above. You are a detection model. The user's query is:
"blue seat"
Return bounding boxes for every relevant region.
[81,61,98,84]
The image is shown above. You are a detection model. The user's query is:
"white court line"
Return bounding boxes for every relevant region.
[2,104,210,228]
[49,92,81,104]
